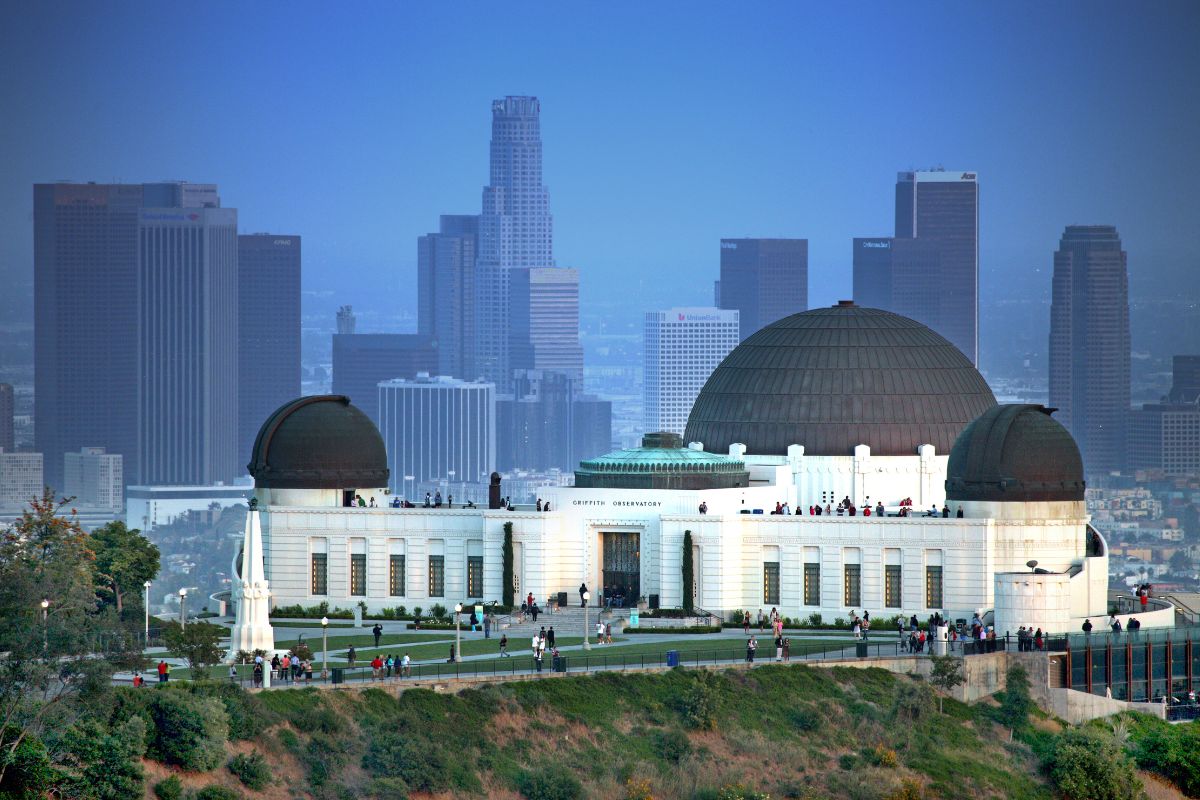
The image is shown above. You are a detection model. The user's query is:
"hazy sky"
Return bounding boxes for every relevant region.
[2,3,1198,324]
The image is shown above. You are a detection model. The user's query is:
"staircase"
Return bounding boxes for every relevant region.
[496,606,630,639]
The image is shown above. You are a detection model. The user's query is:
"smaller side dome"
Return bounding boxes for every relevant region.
[249,395,389,489]
[946,404,1084,502]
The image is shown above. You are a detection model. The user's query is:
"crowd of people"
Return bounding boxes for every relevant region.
[751,496,966,519]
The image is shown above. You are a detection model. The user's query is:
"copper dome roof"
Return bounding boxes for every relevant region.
[683,303,997,456]
[248,395,389,489]
[946,404,1085,502]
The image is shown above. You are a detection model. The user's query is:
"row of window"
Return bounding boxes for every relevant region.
[311,553,484,599]
[762,563,943,609]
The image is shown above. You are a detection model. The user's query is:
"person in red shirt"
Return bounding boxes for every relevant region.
[157,660,168,683]
[371,655,384,680]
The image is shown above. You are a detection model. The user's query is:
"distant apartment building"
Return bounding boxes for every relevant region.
[643,308,740,437]
[718,239,808,341]
[63,447,123,510]
[1049,225,1131,474]
[0,449,43,506]
[331,334,439,426]
[34,182,238,487]
[238,234,301,463]
[0,383,13,452]
[418,215,478,379]
[497,371,611,472]
[378,374,496,491]
[1128,356,1200,476]
[509,267,584,384]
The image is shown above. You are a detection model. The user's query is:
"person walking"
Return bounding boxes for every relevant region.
[500,634,510,657]
[372,623,383,648]
[783,637,791,662]
[596,620,605,644]
[157,660,169,683]
[484,613,492,639]
[743,610,750,635]
[775,634,783,661]
[371,655,383,680]
[347,646,356,669]
[579,582,588,607]
[470,610,479,632]
[546,626,556,649]
[748,636,757,663]
[401,652,411,677]
[605,623,613,644]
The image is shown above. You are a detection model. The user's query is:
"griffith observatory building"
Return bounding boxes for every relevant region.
[233,304,1128,641]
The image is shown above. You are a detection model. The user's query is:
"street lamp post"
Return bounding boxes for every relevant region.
[178,588,187,627]
[582,591,591,650]
[454,603,462,663]
[321,616,329,680]
[143,580,152,638]
[40,598,49,657]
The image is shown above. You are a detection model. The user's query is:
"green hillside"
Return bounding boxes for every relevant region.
[6,663,1198,800]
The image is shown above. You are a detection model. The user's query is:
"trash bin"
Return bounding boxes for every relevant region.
[331,668,345,685]
[856,642,869,658]
[553,656,567,673]
[666,650,680,667]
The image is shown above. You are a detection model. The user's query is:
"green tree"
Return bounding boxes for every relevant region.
[88,521,160,615]
[682,530,694,614]
[163,621,226,679]
[997,663,1034,733]
[145,690,229,771]
[62,716,148,800]
[0,490,132,788]
[1049,727,1145,800]
[1133,720,1200,796]
[928,654,965,713]
[502,522,515,607]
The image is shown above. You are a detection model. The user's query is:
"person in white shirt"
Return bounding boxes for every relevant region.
[596,621,604,644]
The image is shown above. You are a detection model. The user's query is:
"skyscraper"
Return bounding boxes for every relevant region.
[496,370,611,471]
[1049,225,1130,474]
[34,182,238,488]
[331,334,438,426]
[0,449,42,506]
[893,170,979,364]
[852,236,942,319]
[238,234,301,463]
[1128,355,1199,476]
[644,308,740,437]
[0,383,13,453]
[509,267,583,384]
[417,215,478,378]
[718,239,808,341]
[474,96,558,389]
[378,374,496,490]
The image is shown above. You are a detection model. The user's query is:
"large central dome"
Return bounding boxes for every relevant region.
[684,303,997,456]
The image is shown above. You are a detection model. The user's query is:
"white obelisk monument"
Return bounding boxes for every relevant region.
[229,499,275,655]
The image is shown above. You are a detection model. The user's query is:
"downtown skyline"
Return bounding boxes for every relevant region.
[1,4,1197,328]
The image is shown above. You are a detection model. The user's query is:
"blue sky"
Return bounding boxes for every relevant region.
[2,3,1197,324]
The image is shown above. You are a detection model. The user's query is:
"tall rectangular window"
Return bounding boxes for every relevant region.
[428,555,445,597]
[389,555,405,597]
[350,554,366,596]
[311,553,327,596]
[844,564,861,607]
[926,566,943,609]
[763,562,780,605]
[467,556,483,599]
[885,565,902,608]
[804,563,820,606]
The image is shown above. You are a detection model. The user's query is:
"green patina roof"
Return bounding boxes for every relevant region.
[577,432,745,475]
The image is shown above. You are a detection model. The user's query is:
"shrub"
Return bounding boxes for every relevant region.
[194,787,242,800]
[680,672,720,731]
[1133,721,1200,796]
[884,778,925,800]
[1049,728,1143,800]
[716,785,770,800]
[807,613,823,627]
[186,682,273,741]
[838,753,857,770]
[153,775,183,800]
[369,777,411,799]
[227,751,271,791]
[515,767,583,800]
[0,727,54,799]
[627,776,655,800]
[429,603,448,620]
[64,716,148,800]
[362,732,453,794]
[144,689,229,771]
[791,707,821,732]
[651,728,692,763]
[867,745,899,768]
[996,663,1033,731]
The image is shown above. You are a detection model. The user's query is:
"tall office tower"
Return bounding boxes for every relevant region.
[474,96,556,389]
[331,334,438,426]
[238,234,301,462]
[34,182,238,488]
[336,305,356,334]
[893,170,979,363]
[1128,355,1200,476]
[509,267,584,384]
[378,375,496,490]
[0,449,43,506]
[417,215,478,378]
[63,447,123,510]
[1049,225,1131,474]
[643,308,740,436]
[852,236,942,316]
[718,239,808,341]
[496,370,611,471]
[0,383,13,452]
